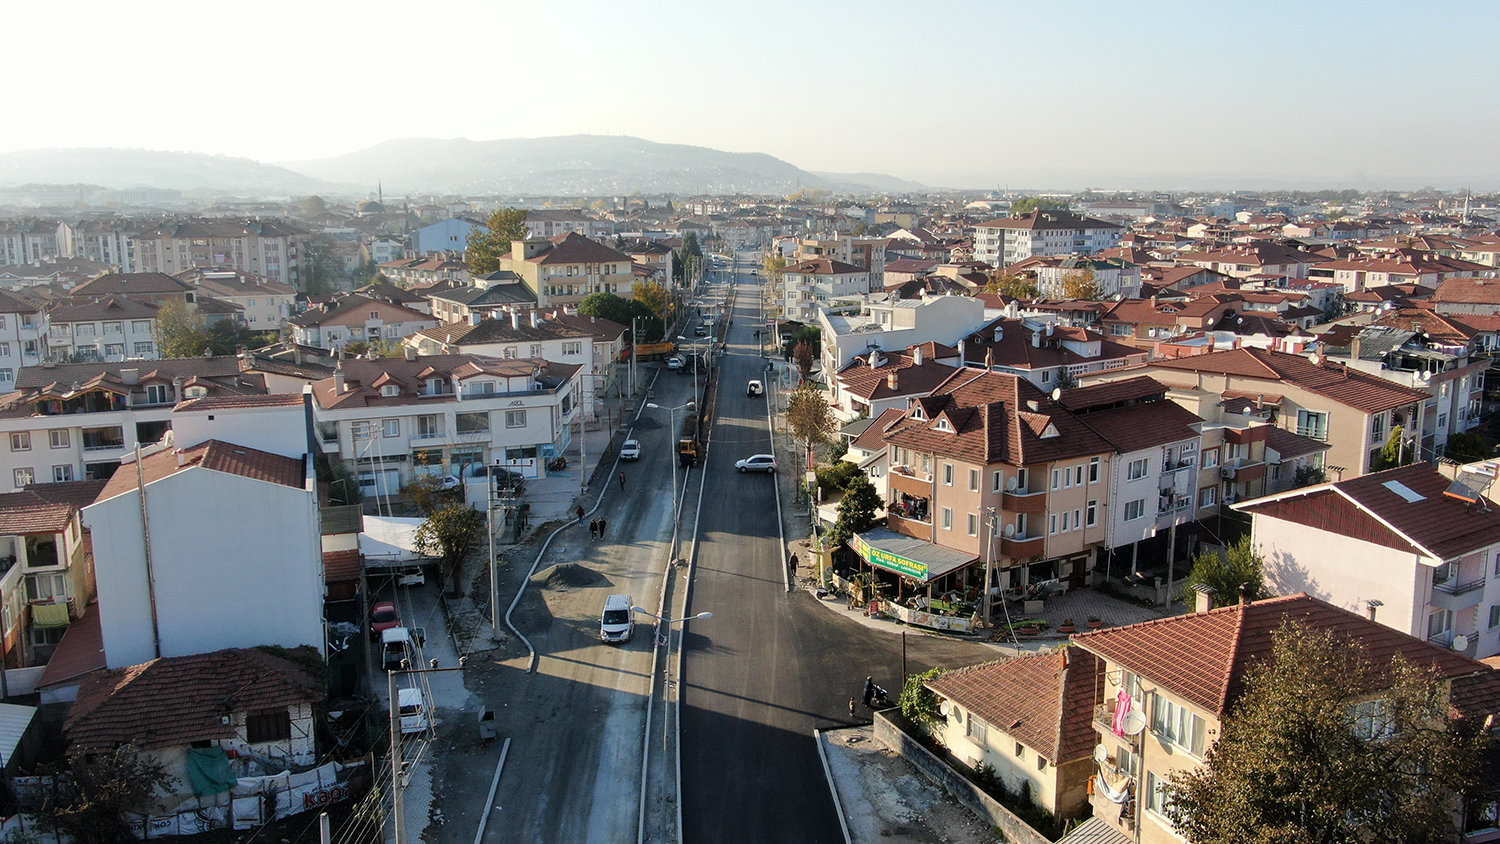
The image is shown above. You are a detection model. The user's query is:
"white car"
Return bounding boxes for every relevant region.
[735,454,777,474]
[620,439,641,460]
[747,380,763,397]
[666,356,684,370]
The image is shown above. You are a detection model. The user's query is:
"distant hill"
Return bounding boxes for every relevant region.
[279,135,916,196]
[810,171,929,193]
[0,148,330,194]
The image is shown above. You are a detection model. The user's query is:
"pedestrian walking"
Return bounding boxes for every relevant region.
[576,505,585,526]
[619,471,626,491]
[848,698,857,718]
[862,676,875,707]
[788,553,798,576]
[589,518,599,541]
[598,517,607,538]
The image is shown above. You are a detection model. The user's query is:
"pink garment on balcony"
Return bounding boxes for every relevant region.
[1112,690,1134,738]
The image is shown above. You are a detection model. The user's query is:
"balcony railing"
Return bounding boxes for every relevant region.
[411,430,445,441]
[1434,577,1486,596]
[1001,534,1046,558]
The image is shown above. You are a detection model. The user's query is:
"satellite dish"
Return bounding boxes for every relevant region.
[1121,710,1148,736]
[1454,634,1470,652]
[939,700,953,717]
[1051,387,1063,401]
[1093,744,1109,763]
[1003,523,1016,538]
[1005,475,1018,492]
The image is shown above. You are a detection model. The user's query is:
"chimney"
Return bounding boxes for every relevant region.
[333,365,345,394]
[120,368,139,386]
[1026,399,1040,411]
[470,312,482,326]
[404,345,417,362]
[1366,599,1383,621]
[1031,331,1041,348]
[176,449,186,468]
[530,310,541,328]
[1193,584,1216,613]
[994,325,1004,342]
[172,375,185,404]
[888,371,899,390]
[957,338,966,362]
[511,311,521,329]
[913,345,924,365]
[1350,336,1362,359]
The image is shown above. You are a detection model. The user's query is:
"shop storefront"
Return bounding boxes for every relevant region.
[848,528,979,632]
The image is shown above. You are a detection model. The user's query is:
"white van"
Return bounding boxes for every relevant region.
[397,687,430,734]
[600,594,634,644]
[381,627,412,671]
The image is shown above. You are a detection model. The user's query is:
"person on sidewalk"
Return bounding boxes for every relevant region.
[576,505,585,526]
[862,676,875,707]
[598,517,607,538]
[589,518,599,541]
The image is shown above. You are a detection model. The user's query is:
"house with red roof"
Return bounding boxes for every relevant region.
[1071,592,1500,844]
[780,257,872,321]
[494,231,636,309]
[0,480,106,670]
[829,343,960,423]
[958,317,1148,391]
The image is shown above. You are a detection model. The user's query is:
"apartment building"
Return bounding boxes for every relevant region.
[0,481,104,667]
[795,235,887,285]
[0,357,271,490]
[781,258,872,321]
[0,292,46,386]
[45,298,161,362]
[287,294,438,350]
[310,354,583,495]
[871,368,1116,596]
[1237,463,1500,659]
[829,344,962,423]
[1176,242,1324,280]
[0,220,63,265]
[129,219,306,285]
[959,318,1149,390]
[523,209,614,240]
[58,219,137,271]
[817,294,988,378]
[1035,258,1142,299]
[972,211,1122,268]
[175,268,298,328]
[411,217,484,256]
[496,232,636,309]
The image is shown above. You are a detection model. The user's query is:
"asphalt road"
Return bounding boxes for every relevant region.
[680,269,996,844]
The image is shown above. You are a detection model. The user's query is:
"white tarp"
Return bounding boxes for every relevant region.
[360,516,427,567]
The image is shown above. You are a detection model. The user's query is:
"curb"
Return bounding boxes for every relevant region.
[813,729,854,844]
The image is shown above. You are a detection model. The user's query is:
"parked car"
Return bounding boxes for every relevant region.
[381,626,412,671]
[620,439,641,460]
[471,465,526,493]
[397,687,430,734]
[694,325,708,336]
[370,601,400,640]
[667,356,684,370]
[735,454,777,474]
[747,380,763,397]
[600,594,634,644]
[396,567,426,587]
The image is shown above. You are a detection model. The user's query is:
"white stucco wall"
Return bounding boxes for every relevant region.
[172,404,310,459]
[84,466,324,669]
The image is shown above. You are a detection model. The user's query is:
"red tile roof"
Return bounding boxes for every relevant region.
[1143,347,1430,414]
[65,647,324,752]
[95,440,307,504]
[528,232,632,266]
[1433,277,1500,307]
[1235,463,1500,560]
[783,257,867,275]
[37,602,105,690]
[926,646,1100,763]
[1073,594,1493,718]
[1075,400,1204,454]
[836,349,960,401]
[850,408,906,452]
[173,394,305,412]
[322,549,362,583]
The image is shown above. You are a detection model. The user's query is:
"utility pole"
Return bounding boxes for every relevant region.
[388,670,406,844]
[630,316,639,398]
[983,508,997,628]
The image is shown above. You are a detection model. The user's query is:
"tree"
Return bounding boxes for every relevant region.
[1372,425,1415,471]
[1060,267,1105,301]
[987,273,1038,299]
[826,475,882,548]
[1446,431,1493,464]
[45,744,179,844]
[152,300,214,359]
[299,234,344,296]
[787,381,835,472]
[632,280,672,323]
[1167,619,1488,844]
[465,207,528,275]
[578,292,663,343]
[1185,535,1268,606]
[793,341,816,381]
[1010,197,1068,215]
[673,232,702,283]
[901,666,946,728]
[414,504,484,595]
[296,195,328,218]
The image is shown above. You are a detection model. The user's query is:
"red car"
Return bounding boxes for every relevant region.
[370,601,400,640]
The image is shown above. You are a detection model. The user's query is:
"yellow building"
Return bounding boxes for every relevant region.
[497,232,636,309]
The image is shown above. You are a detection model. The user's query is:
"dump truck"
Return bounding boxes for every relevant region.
[678,412,700,467]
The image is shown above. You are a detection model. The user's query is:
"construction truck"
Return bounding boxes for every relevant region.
[678,412,700,467]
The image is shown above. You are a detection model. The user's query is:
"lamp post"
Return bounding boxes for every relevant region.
[632,605,714,762]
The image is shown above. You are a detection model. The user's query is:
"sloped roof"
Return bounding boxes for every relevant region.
[1234,463,1500,561]
[783,257,867,275]
[1143,347,1430,413]
[1073,593,1492,718]
[65,647,324,752]
[927,646,1100,764]
[95,440,306,504]
[528,231,632,266]
[836,348,960,401]
[1074,399,1203,454]
[1433,277,1500,306]
[71,272,192,297]
[287,294,432,327]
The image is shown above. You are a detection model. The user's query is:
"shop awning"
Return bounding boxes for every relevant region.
[849,528,977,584]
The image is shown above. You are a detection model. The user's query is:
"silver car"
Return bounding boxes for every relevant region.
[735,454,776,474]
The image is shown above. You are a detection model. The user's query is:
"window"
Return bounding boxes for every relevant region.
[350,421,377,440]
[1073,465,1084,486]
[49,430,68,449]
[12,468,32,488]
[1145,772,1177,824]
[1350,698,1395,741]
[52,465,72,482]
[562,341,583,355]
[1037,754,1048,770]
[104,344,124,358]
[1074,508,1082,530]
[1151,692,1206,755]
[416,415,439,438]
[456,412,489,434]
[1372,412,1386,442]
[142,384,169,404]
[1014,741,1026,759]
[1049,513,1058,535]
[1051,469,1061,490]
[942,463,953,486]
[102,321,122,334]
[1489,604,1500,630]
[381,385,400,397]
[1088,456,1100,483]
[131,320,152,333]
[965,711,987,745]
[505,410,527,428]
[1203,447,1220,469]
[1127,458,1149,480]
[941,507,952,530]
[382,419,400,438]
[1297,409,1329,441]
[1200,486,1218,508]
[1124,498,1146,521]
[75,324,94,336]
[245,708,292,744]
[368,310,380,320]
[9,433,29,452]
[967,513,978,536]
[992,471,1003,493]
[134,342,154,355]
[968,469,979,492]
[1060,511,1069,532]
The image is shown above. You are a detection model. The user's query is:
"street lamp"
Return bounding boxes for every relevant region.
[631,607,714,626]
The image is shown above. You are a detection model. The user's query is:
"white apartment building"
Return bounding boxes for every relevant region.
[311,354,584,494]
[818,294,989,378]
[129,218,306,285]
[0,291,47,388]
[287,295,438,350]
[1035,258,1142,299]
[45,298,160,362]
[59,220,137,272]
[972,210,1122,268]
[176,268,298,329]
[781,258,873,321]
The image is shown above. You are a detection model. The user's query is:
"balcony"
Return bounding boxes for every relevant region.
[411,430,445,442]
[1294,425,1328,442]
[1432,575,1486,612]
[886,511,933,542]
[1001,533,1046,558]
[1427,629,1479,658]
[1002,488,1048,514]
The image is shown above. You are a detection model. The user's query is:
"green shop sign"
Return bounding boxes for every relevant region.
[852,534,928,580]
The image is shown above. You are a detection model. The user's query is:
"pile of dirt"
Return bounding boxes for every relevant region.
[533,561,605,591]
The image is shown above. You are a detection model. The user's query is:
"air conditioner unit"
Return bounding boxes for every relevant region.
[1221,465,1237,479]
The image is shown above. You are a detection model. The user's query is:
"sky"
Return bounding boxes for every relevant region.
[10,0,1500,191]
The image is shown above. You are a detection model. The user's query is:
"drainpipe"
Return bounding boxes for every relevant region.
[135,445,162,659]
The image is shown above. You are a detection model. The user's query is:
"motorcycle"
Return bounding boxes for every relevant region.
[868,684,894,709]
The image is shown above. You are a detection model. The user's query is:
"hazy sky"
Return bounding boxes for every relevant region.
[11,0,1499,190]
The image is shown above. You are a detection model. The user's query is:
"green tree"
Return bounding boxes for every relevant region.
[901,666,946,729]
[1446,431,1493,464]
[152,300,214,358]
[297,195,328,218]
[45,744,179,844]
[1167,619,1488,844]
[674,232,702,283]
[986,273,1038,299]
[465,207,528,274]
[1010,197,1069,215]
[1185,535,1268,607]
[632,280,672,323]
[414,503,485,595]
[1372,425,1415,471]
[826,475,882,548]
[578,292,663,343]
[299,234,344,296]
[787,381,835,469]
